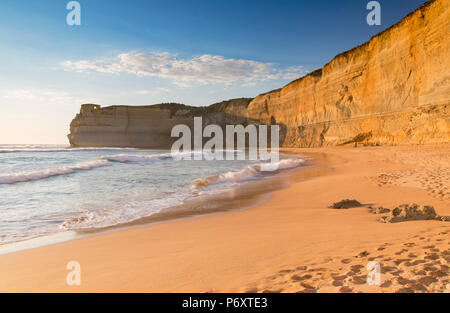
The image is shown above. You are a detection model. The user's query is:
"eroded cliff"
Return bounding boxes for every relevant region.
[246,0,449,146]
[69,0,449,148]
[68,99,253,148]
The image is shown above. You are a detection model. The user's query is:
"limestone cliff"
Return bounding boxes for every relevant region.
[246,0,449,146]
[68,99,253,148]
[69,0,449,148]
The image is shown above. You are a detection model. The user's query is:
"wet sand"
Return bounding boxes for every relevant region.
[0,145,449,293]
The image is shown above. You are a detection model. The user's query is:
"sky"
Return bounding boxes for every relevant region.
[0,0,427,144]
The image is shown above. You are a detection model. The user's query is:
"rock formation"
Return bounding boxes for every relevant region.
[368,206,391,214]
[246,0,449,147]
[68,99,254,148]
[329,199,362,209]
[69,0,449,148]
[378,203,448,223]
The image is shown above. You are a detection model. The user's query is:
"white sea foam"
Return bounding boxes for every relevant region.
[58,158,305,231]
[259,158,306,172]
[104,153,172,162]
[0,150,245,185]
[0,159,111,184]
[0,151,200,185]
[191,158,305,190]
[0,145,308,248]
[102,151,206,163]
[59,193,188,230]
[0,145,138,153]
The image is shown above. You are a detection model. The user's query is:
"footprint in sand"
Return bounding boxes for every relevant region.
[423,265,439,272]
[396,276,412,285]
[262,289,282,293]
[424,253,440,261]
[409,283,427,292]
[351,275,367,285]
[308,267,327,273]
[380,280,392,288]
[341,258,352,264]
[291,274,312,282]
[393,258,410,265]
[431,270,447,278]
[331,274,347,281]
[350,265,364,273]
[395,287,414,293]
[382,265,397,272]
[279,269,294,274]
[417,276,438,286]
[298,282,317,293]
[257,220,449,293]
[356,251,370,258]
[339,286,353,293]
[413,269,427,276]
[409,259,426,266]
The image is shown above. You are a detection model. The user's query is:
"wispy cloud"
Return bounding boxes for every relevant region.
[137,87,171,96]
[3,89,96,104]
[61,52,307,87]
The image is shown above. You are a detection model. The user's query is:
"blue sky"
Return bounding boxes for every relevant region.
[0,0,427,144]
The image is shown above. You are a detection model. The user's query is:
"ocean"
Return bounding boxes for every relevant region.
[0,145,305,249]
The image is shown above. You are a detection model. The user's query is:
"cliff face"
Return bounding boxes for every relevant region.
[247,0,449,146]
[68,99,253,148]
[69,0,449,148]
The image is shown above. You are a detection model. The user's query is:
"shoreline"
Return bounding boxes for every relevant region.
[0,145,449,292]
[0,151,318,255]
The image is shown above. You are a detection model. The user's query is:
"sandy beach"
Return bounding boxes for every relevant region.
[0,145,449,293]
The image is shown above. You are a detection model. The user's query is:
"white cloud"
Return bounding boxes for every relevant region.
[3,89,96,104]
[279,66,310,80]
[137,87,170,96]
[61,52,307,87]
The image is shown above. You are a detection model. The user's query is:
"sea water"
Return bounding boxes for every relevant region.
[0,145,305,247]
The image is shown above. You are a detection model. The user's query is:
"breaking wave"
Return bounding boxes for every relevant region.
[59,193,188,230]
[102,151,209,163]
[103,153,173,163]
[0,151,243,185]
[0,159,111,184]
[0,145,138,153]
[191,158,305,190]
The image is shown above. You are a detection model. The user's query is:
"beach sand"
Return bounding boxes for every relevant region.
[0,145,449,293]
